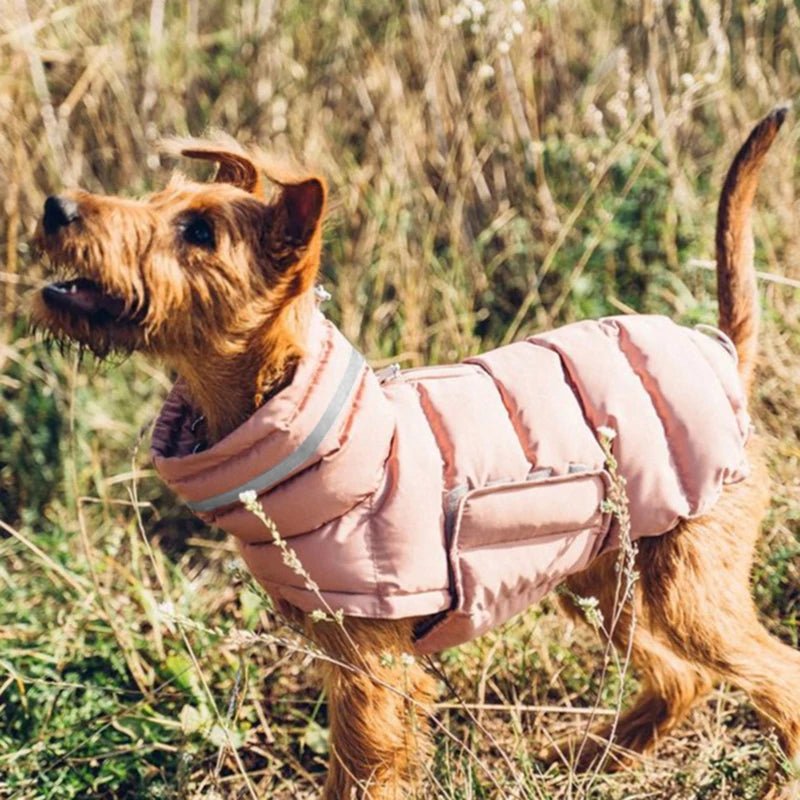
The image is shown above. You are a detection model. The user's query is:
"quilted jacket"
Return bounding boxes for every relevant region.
[152,310,750,653]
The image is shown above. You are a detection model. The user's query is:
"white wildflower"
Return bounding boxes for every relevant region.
[452,6,470,24]
[476,63,495,82]
[607,95,628,126]
[156,601,177,633]
[584,103,605,136]
[597,425,617,441]
[224,558,245,576]
[576,595,604,631]
[157,600,176,618]
[468,0,486,18]
[633,81,652,117]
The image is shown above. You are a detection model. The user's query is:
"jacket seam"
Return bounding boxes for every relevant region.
[414,382,455,489]
[267,584,451,600]
[362,429,401,611]
[364,489,386,607]
[614,322,694,510]
[685,333,750,439]
[456,520,606,552]
[523,338,596,436]
[467,358,537,468]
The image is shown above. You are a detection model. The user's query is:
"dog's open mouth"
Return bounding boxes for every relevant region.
[42,277,128,322]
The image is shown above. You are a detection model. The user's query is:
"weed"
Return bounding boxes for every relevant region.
[2,1,798,797]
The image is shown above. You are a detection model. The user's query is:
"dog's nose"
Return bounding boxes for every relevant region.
[43,195,80,234]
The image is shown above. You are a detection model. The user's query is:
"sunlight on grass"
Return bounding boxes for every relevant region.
[1,1,798,797]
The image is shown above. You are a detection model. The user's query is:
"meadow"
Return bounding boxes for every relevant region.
[1,1,799,797]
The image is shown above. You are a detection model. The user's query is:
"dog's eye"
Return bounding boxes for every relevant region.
[182,216,215,248]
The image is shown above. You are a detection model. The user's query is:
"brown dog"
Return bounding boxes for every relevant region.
[32,110,800,799]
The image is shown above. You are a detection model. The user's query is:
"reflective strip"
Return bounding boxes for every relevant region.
[187,347,365,513]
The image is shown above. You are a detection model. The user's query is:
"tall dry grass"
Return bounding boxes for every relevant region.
[1,1,798,798]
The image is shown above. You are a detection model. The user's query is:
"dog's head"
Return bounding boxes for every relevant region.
[32,140,326,364]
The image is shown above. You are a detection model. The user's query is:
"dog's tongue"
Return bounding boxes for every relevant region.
[44,278,126,318]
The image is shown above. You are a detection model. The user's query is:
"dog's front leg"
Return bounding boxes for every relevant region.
[307,617,435,800]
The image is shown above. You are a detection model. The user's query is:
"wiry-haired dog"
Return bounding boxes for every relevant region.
[33,110,800,799]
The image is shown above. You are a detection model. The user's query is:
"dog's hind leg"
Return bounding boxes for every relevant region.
[639,455,800,787]
[555,551,714,771]
[309,616,436,800]
[557,446,800,785]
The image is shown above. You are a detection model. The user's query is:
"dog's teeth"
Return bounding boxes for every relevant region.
[69,284,77,294]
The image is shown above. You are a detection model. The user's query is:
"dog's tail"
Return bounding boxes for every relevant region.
[715,106,787,392]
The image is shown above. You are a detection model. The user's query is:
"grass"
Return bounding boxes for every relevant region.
[1,0,799,797]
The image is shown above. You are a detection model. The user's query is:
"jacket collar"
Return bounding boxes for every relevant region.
[151,309,364,515]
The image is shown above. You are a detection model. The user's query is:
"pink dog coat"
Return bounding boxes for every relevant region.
[152,311,750,653]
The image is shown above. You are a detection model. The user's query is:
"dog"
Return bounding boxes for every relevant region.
[32,109,800,799]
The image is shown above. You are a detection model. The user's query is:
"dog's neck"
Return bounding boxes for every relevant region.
[171,294,314,443]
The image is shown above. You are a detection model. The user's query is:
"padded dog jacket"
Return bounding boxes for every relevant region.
[152,310,750,654]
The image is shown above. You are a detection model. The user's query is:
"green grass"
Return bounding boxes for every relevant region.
[1,1,799,797]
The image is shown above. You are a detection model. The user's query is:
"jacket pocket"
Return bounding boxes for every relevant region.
[414,470,610,654]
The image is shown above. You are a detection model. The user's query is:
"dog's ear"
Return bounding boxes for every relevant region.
[174,140,263,195]
[263,177,326,285]
[271,177,326,250]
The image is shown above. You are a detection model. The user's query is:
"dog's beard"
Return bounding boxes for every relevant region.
[32,243,151,359]
[30,290,145,361]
